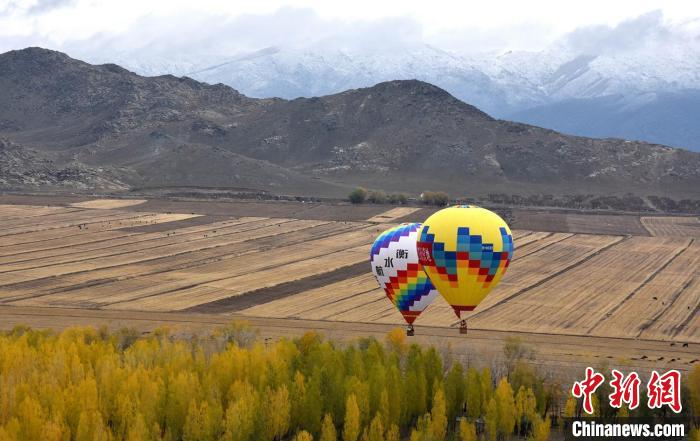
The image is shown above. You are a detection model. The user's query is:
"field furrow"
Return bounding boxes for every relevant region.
[641,216,700,237]
[0,217,274,269]
[471,237,695,338]
[0,205,83,221]
[0,219,345,300]
[107,244,371,311]
[592,240,699,339]
[2,198,697,349]
[0,212,199,246]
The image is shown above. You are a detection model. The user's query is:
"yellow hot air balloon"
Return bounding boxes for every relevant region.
[416,204,514,333]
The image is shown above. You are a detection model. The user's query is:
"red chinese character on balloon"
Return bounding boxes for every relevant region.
[647,370,682,413]
[608,369,641,410]
[572,367,605,414]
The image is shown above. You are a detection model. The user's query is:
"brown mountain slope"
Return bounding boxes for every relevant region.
[0,47,698,198]
[0,138,127,190]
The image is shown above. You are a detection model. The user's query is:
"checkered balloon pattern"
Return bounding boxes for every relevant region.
[370,223,439,325]
[417,205,514,318]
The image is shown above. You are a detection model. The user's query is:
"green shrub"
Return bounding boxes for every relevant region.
[388,193,408,205]
[348,187,368,204]
[367,190,387,204]
[421,191,449,206]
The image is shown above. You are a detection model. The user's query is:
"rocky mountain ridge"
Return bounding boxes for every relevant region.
[106,42,700,151]
[1,47,699,199]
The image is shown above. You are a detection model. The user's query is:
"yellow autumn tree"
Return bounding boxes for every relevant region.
[688,365,700,416]
[0,325,564,441]
[266,385,291,440]
[320,413,337,441]
[563,395,577,418]
[444,362,465,424]
[458,419,477,441]
[367,413,384,441]
[464,368,483,419]
[385,424,400,441]
[690,428,700,441]
[385,328,407,357]
[494,378,516,438]
[295,430,314,441]
[183,399,223,441]
[529,415,550,441]
[431,386,447,441]
[344,394,361,441]
[590,395,601,417]
[480,368,493,414]
[75,410,111,441]
[291,371,308,431]
[408,413,434,441]
[223,381,259,441]
[514,386,537,434]
[15,397,47,441]
[125,413,150,441]
[485,398,498,441]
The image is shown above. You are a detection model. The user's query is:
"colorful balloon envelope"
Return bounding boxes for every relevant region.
[370,223,439,325]
[417,205,514,319]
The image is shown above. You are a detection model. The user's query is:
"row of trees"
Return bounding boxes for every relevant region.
[0,325,697,441]
[348,188,449,206]
[348,188,409,205]
[419,192,449,207]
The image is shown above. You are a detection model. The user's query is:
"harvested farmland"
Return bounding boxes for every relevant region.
[0,197,698,374]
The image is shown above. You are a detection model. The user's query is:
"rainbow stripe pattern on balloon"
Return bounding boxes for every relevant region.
[370,223,420,258]
[370,223,438,325]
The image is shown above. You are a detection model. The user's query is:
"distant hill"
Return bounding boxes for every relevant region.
[507,91,700,152]
[108,43,700,152]
[0,137,127,190]
[1,47,699,199]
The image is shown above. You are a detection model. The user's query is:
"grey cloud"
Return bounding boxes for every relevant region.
[2,0,74,15]
[28,0,74,14]
[56,6,425,64]
[562,10,688,55]
[2,5,698,64]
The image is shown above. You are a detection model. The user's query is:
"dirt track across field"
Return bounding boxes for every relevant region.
[1,305,697,376]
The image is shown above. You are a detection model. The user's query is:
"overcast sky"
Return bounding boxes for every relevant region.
[1,0,699,59]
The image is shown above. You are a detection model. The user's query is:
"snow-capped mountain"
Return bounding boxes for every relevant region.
[4,47,700,198]
[108,41,700,151]
[187,45,512,116]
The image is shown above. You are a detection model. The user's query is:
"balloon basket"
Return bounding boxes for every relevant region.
[459,320,468,335]
[406,325,415,336]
